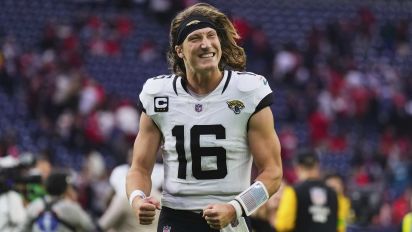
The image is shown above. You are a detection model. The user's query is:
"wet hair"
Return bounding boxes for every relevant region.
[167,3,246,78]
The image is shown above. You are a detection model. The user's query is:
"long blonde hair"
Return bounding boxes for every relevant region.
[167,3,246,78]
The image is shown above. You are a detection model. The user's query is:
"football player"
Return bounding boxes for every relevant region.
[126,3,283,232]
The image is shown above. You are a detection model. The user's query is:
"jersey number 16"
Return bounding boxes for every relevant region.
[172,125,228,180]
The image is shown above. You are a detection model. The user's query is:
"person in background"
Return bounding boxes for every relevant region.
[126,3,283,232]
[274,149,338,232]
[19,170,95,232]
[98,150,163,232]
[0,155,27,231]
[325,173,352,232]
[399,194,412,232]
[0,186,26,232]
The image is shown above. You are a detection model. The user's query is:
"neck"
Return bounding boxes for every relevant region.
[185,69,223,95]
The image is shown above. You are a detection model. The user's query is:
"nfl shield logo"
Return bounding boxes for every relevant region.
[195,104,203,112]
[163,225,171,232]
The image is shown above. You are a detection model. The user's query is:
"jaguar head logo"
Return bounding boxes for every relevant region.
[226,100,245,114]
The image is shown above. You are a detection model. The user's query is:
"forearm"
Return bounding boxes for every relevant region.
[255,166,283,196]
[247,107,283,197]
[126,168,153,198]
[227,170,282,220]
[253,136,283,197]
[126,113,161,199]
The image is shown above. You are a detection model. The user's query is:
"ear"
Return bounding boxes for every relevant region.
[175,45,184,58]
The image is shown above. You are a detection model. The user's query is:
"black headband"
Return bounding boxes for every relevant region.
[176,15,218,45]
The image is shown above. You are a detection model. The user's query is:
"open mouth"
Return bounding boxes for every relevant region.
[199,52,215,58]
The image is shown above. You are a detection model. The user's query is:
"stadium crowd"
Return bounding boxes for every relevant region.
[0,0,411,231]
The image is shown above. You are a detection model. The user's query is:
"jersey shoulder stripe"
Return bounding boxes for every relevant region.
[221,70,232,94]
[173,75,178,95]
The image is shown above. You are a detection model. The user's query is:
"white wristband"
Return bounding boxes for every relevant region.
[228,200,243,219]
[235,181,269,216]
[129,190,146,207]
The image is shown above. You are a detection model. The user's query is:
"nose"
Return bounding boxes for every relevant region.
[200,37,211,49]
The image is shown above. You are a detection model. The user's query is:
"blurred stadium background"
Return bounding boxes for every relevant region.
[0,0,411,231]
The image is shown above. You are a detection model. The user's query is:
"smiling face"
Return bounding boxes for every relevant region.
[175,27,222,75]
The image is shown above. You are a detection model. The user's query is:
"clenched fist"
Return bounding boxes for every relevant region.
[203,203,237,230]
[131,196,161,225]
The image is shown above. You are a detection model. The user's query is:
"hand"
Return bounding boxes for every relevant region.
[131,196,161,225]
[203,203,237,230]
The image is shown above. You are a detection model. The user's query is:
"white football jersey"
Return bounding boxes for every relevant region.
[139,70,273,210]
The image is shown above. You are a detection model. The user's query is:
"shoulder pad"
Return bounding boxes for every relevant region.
[143,75,171,94]
[237,73,266,92]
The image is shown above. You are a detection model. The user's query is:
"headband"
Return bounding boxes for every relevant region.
[176,15,218,45]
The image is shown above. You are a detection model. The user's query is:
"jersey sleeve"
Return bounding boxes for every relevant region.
[274,185,297,231]
[237,73,273,115]
[138,85,151,114]
[138,77,164,116]
[253,75,273,114]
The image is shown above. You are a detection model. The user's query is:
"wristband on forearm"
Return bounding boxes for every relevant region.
[232,181,269,216]
[129,189,146,207]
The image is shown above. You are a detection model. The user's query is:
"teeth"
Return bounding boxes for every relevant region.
[200,53,214,58]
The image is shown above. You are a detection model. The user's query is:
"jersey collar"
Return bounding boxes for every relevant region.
[174,70,232,97]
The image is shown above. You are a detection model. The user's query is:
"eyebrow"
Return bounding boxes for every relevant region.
[187,28,217,38]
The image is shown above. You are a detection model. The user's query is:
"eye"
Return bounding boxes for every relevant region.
[208,32,217,38]
[188,35,200,42]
